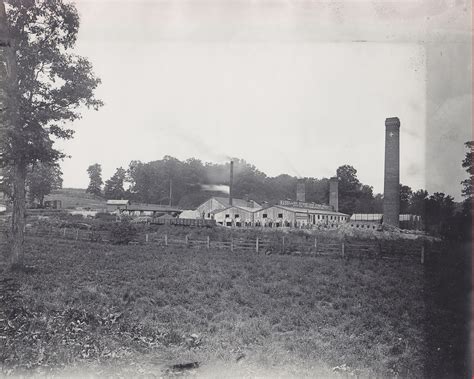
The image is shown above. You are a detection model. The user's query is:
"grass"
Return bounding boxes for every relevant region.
[44,188,106,210]
[0,236,469,378]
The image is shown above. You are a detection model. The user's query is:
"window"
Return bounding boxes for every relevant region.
[278,213,283,218]
[263,214,267,218]
[235,214,240,218]
[225,214,230,218]
[207,213,210,218]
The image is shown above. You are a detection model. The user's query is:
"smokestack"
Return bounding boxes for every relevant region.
[383,117,400,227]
[329,177,339,212]
[296,179,305,202]
[229,160,234,206]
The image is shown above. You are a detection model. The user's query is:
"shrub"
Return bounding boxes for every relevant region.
[95,212,116,222]
[109,221,138,245]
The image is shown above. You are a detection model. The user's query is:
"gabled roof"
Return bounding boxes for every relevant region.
[350,214,421,221]
[213,196,261,208]
[106,199,130,205]
[197,196,261,209]
[126,203,181,212]
[213,205,261,215]
[256,204,349,217]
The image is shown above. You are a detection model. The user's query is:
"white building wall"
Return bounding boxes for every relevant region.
[196,198,226,219]
[214,207,255,226]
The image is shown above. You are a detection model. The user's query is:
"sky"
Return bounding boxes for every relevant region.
[56,0,471,200]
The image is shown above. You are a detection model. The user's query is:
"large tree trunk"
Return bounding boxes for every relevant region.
[0,1,23,267]
[10,161,26,267]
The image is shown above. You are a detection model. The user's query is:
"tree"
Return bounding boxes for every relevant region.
[104,167,126,199]
[86,163,103,196]
[26,163,62,207]
[336,165,362,214]
[461,141,474,213]
[399,184,413,214]
[409,189,428,216]
[0,0,102,267]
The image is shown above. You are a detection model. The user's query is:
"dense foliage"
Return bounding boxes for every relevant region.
[0,0,102,266]
[86,163,102,196]
[103,167,126,199]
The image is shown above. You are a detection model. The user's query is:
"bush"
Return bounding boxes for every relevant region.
[109,221,138,245]
[95,212,116,222]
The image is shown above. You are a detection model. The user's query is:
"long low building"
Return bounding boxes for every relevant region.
[212,202,348,228]
[253,204,349,228]
[213,206,257,227]
[197,196,261,219]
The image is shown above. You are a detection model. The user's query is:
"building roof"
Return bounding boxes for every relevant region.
[257,204,349,217]
[179,210,200,219]
[126,203,181,212]
[213,205,262,215]
[350,214,421,221]
[197,196,261,209]
[214,196,261,208]
[106,199,130,205]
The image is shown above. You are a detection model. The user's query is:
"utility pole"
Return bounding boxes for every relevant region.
[169,177,172,206]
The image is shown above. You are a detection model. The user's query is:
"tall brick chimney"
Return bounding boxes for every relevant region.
[383,117,400,227]
[229,160,234,206]
[329,176,339,212]
[296,179,305,202]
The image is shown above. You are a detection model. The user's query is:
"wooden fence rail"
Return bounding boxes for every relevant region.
[20,225,441,264]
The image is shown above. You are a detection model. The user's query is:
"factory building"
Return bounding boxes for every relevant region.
[350,213,422,230]
[253,201,349,228]
[197,160,347,228]
[197,196,261,220]
[213,205,257,226]
[106,199,130,213]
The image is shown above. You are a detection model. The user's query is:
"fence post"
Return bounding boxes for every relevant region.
[420,245,425,264]
[231,238,234,252]
[314,237,318,255]
[63,228,66,238]
[341,242,345,258]
[75,229,79,241]
[282,236,285,254]
[185,235,189,246]
[256,237,259,254]
[207,236,210,249]
[145,233,149,243]
[164,234,168,246]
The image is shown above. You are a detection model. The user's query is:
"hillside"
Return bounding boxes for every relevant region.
[44,188,106,210]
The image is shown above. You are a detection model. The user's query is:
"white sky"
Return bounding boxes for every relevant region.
[57,0,471,200]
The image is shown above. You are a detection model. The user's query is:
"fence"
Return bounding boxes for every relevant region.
[15,224,442,264]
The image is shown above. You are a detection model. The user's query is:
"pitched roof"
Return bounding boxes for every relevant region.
[213,205,262,215]
[350,214,421,221]
[126,203,181,212]
[258,204,349,217]
[213,196,261,208]
[106,199,130,205]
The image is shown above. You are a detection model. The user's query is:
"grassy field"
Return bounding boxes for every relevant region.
[44,188,106,210]
[0,236,469,378]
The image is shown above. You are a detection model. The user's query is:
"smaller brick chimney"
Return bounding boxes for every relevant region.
[296,179,305,202]
[329,177,339,212]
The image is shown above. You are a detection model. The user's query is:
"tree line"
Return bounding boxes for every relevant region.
[84,147,472,240]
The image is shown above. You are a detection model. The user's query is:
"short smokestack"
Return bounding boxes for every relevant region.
[229,160,234,206]
[329,176,339,212]
[383,117,400,227]
[296,179,305,202]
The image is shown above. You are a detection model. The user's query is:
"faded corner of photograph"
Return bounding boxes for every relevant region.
[0,0,472,378]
